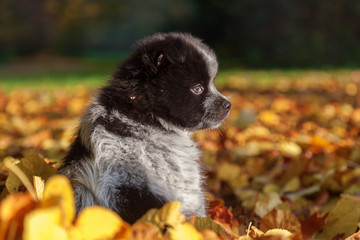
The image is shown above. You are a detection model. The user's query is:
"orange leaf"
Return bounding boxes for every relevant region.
[0,193,36,240]
[208,206,233,225]
[300,213,328,239]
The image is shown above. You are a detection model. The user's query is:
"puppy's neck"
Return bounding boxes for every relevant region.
[157,118,193,135]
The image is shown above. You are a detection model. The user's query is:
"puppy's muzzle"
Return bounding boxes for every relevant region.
[222,100,231,111]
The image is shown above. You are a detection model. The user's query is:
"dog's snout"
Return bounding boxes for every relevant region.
[222,100,231,111]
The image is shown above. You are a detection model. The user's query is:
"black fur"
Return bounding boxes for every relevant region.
[116,185,165,224]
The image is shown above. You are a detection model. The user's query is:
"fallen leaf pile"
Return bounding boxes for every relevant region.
[1,70,360,239]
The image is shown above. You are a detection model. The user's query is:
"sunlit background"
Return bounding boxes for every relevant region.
[1,0,360,67]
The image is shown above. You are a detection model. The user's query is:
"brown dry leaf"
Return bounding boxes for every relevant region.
[6,150,56,193]
[0,192,36,240]
[260,209,302,236]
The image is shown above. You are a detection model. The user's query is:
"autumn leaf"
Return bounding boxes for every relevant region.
[130,222,168,240]
[22,175,75,240]
[255,192,283,218]
[278,142,302,158]
[0,193,36,240]
[260,209,302,236]
[300,212,328,239]
[42,174,75,228]
[168,222,203,240]
[5,150,56,193]
[316,195,360,239]
[69,206,130,240]
[33,176,44,200]
[138,201,186,230]
[23,206,68,240]
[345,229,360,240]
[217,162,249,188]
[207,205,233,225]
[258,110,280,126]
[193,216,226,237]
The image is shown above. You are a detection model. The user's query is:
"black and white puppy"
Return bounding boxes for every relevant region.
[59,32,231,224]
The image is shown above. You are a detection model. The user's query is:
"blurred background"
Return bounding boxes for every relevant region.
[1,0,360,68]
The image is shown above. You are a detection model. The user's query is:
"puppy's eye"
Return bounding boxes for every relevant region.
[191,84,204,95]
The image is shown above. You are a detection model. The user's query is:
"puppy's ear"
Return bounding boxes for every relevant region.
[153,52,171,74]
[154,49,186,71]
[156,53,164,68]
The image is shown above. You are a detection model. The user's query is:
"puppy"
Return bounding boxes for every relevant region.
[58,32,231,224]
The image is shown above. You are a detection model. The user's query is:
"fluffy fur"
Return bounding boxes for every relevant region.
[58,32,231,224]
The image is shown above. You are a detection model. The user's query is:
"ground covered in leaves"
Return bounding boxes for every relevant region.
[1,70,360,240]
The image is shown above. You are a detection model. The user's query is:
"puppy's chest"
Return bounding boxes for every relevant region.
[143,132,203,199]
[145,132,201,179]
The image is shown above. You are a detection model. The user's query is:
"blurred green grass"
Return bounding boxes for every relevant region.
[0,56,354,91]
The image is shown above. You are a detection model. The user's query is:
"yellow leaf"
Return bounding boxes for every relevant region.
[258,110,280,126]
[278,142,302,158]
[157,201,186,227]
[139,202,186,229]
[264,228,292,237]
[23,206,68,240]
[282,177,300,193]
[217,162,248,188]
[43,175,75,228]
[168,223,203,240]
[33,176,44,200]
[69,206,130,240]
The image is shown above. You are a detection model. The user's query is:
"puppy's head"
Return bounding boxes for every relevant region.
[112,32,230,131]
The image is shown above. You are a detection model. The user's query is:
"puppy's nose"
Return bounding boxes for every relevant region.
[222,100,231,111]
